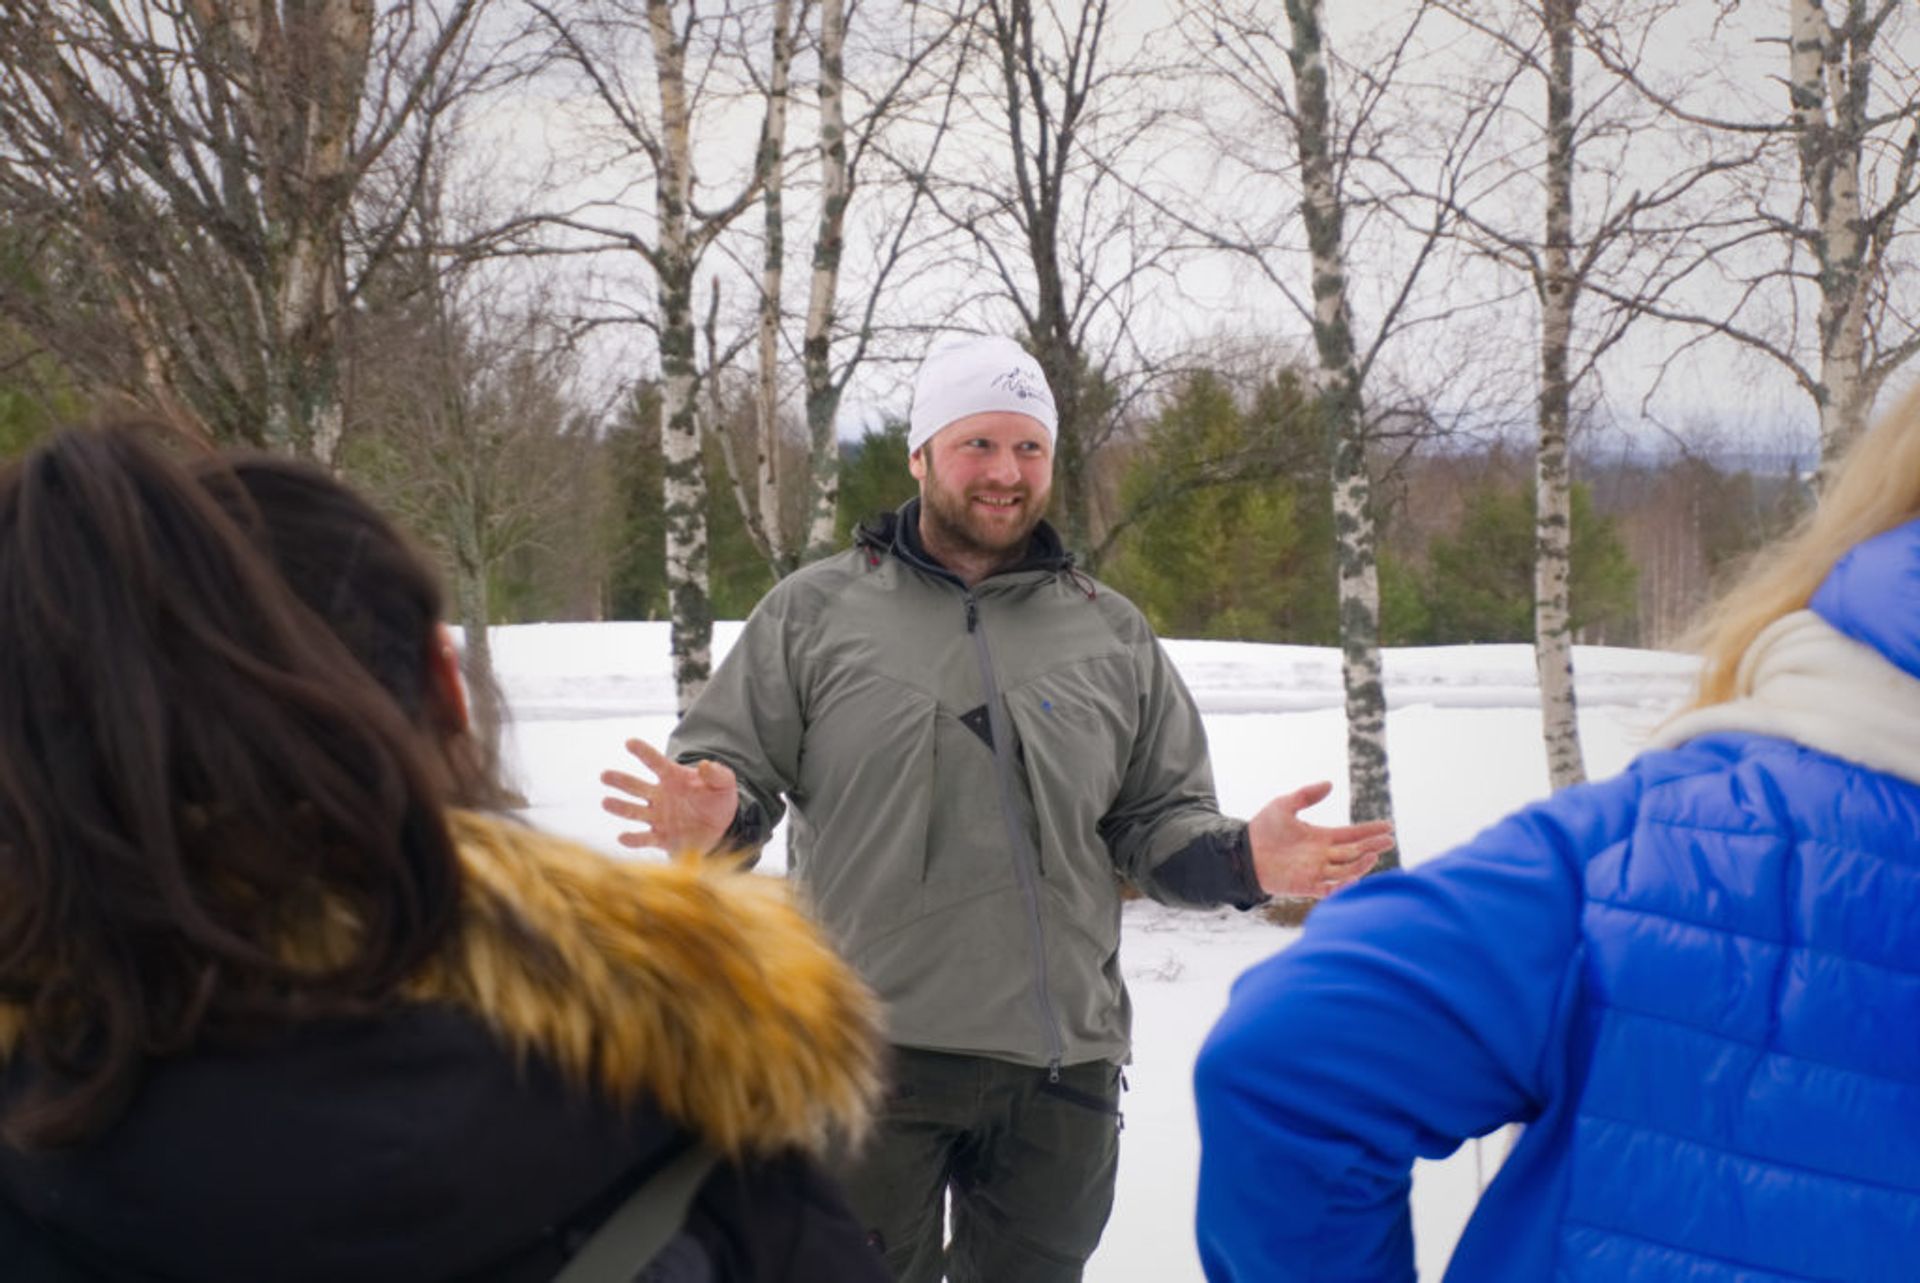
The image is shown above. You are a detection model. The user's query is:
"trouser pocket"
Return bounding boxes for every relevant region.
[1037,1075,1121,1120]
[945,1059,1122,1283]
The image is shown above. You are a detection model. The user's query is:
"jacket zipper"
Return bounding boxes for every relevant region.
[965,591,1066,1077]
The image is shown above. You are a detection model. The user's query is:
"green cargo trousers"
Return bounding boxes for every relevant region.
[833,1047,1123,1283]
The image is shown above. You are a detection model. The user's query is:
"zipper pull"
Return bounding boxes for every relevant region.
[1048,1059,1061,1084]
[965,596,979,632]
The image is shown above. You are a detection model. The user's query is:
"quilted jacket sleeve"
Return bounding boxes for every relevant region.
[1192,767,1644,1282]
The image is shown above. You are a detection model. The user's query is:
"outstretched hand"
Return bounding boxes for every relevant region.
[600,738,740,857]
[1247,781,1394,900]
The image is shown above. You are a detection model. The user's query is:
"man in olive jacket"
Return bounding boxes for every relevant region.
[602,335,1393,1283]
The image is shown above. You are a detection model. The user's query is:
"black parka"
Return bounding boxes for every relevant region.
[0,814,886,1283]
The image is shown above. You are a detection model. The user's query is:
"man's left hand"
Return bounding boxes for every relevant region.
[1247,781,1394,900]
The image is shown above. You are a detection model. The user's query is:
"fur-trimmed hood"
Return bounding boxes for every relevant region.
[421,811,881,1157]
[0,812,881,1159]
[0,814,883,1283]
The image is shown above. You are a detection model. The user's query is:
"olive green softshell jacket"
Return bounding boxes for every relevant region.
[669,515,1245,1068]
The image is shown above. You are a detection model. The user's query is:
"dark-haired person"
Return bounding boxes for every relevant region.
[0,425,889,1283]
[1193,389,1920,1280]
[191,452,508,808]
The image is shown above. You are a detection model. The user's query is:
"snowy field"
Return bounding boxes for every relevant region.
[488,622,1698,1281]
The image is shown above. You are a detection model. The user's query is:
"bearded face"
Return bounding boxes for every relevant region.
[912,412,1054,567]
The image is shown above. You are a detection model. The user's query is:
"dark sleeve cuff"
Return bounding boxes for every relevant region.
[716,790,772,854]
[674,753,775,858]
[1152,825,1269,910]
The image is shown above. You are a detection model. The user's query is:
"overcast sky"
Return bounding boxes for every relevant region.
[464,0,1916,467]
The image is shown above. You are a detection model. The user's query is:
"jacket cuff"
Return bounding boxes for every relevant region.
[716,790,771,855]
[1152,825,1269,910]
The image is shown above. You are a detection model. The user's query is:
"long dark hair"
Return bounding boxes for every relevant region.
[0,425,463,1147]
[192,453,503,806]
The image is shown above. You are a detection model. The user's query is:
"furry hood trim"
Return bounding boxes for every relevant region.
[0,813,882,1161]
[414,812,882,1158]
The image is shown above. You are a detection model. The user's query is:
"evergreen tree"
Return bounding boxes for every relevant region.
[1419,480,1637,644]
[1104,369,1337,643]
[834,419,917,545]
[1376,552,1430,647]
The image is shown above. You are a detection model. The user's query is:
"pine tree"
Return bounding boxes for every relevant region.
[1105,370,1335,643]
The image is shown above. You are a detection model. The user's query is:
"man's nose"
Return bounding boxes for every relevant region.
[984,450,1021,485]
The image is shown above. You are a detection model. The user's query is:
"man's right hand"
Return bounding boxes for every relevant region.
[600,738,740,857]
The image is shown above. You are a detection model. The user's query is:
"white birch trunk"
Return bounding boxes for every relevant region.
[800,0,849,562]
[751,0,797,572]
[1285,0,1396,856]
[1790,0,1871,481]
[651,0,713,713]
[1536,0,1586,790]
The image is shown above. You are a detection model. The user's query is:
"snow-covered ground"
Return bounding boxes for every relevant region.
[488,622,1698,1281]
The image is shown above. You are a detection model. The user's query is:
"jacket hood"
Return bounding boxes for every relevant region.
[424,811,880,1156]
[0,816,881,1281]
[1648,609,1920,788]
[1809,515,1920,680]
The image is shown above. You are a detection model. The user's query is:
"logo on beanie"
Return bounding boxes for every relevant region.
[907,337,1057,452]
[991,366,1048,405]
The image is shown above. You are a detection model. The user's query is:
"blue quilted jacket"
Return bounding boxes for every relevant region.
[1194,520,1920,1281]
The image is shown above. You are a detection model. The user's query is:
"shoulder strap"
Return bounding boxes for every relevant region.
[551,1144,719,1283]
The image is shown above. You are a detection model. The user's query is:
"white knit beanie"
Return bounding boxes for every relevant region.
[907,336,1058,455]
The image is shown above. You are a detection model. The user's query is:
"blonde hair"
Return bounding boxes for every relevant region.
[1682,383,1920,711]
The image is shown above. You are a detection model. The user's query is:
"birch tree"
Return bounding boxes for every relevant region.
[726,0,961,574]
[795,0,854,560]
[796,0,852,560]
[0,0,490,461]
[1587,0,1920,479]
[1779,0,1918,472]
[1281,0,1396,844]
[1425,0,1751,788]
[1535,0,1585,786]
[528,0,781,710]
[735,0,804,571]
[1175,0,1507,852]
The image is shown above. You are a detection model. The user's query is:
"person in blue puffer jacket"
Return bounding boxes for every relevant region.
[1193,388,1920,1283]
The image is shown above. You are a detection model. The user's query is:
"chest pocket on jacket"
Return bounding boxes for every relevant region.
[920,702,1032,890]
[1001,655,1135,877]
[792,668,937,936]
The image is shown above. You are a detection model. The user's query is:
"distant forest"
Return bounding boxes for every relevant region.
[590,365,1805,654]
